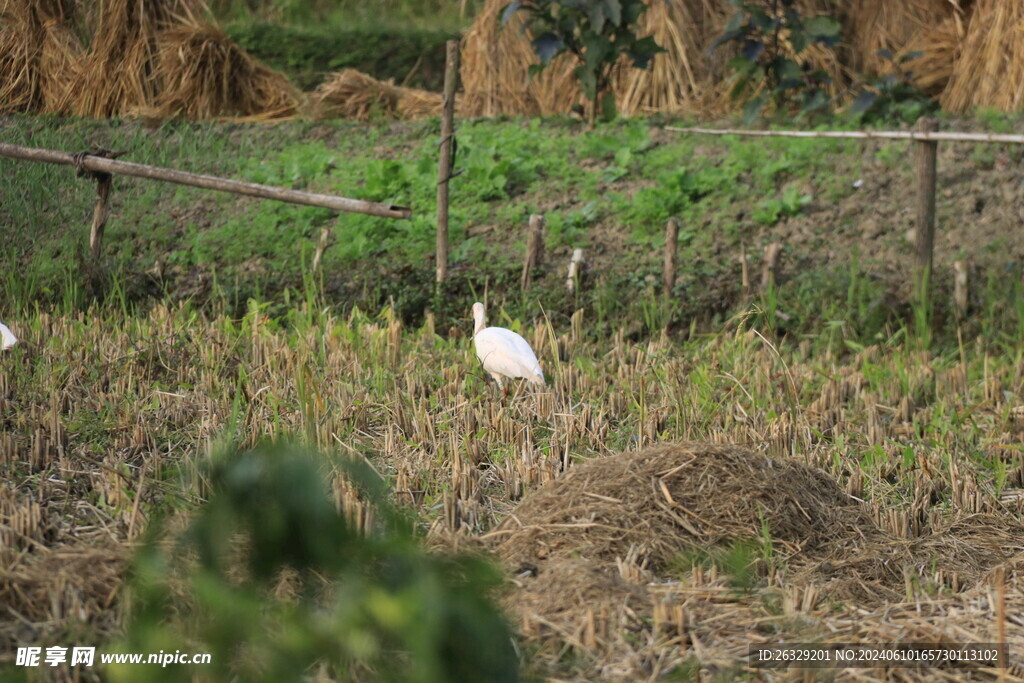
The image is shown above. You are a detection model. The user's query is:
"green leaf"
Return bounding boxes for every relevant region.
[588,3,606,33]
[849,90,877,115]
[804,16,840,42]
[604,0,622,26]
[532,33,564,64]
[742,95,765,124]
[500,0,522,26]
[600,91,618,122]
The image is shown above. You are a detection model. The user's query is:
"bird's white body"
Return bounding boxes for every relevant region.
[0,322,16,351]
[472,302,544,391]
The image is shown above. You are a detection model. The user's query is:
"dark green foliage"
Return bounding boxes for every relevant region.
[501,0,663,125]
[849,50,938,125]
[227,22,456,91]
[111,444,517,682]
[714,0,841,122]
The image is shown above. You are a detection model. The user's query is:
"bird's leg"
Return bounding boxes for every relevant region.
[502,384,509,398]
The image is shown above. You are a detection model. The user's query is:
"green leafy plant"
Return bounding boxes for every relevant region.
[501,0,662,126]
[849,50,938,125]
[111,443,517,682]
[752,186,811,225]
[714,0,841,122]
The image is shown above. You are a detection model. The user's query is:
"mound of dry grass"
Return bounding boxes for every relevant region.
[149,18,300,121]
[941,0,1024,113]
[0,0,82,115]
[491,442,1024,677]
[309,68,443,121]
[1,0,299,121]
[491,442,864,569]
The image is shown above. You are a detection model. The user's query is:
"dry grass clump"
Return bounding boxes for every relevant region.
[491,442,1024,676]
[459,0,868,118]
[492,442,863,569]
[309,68,443,121]
[0,0,82,114]
[941,0,1024,113]
[66,0,186,118]
[149,18,300,121]
[0,545,126,651]
[0,0,299,120]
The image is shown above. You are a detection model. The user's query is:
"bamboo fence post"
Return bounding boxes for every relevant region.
[89,173,112,262]
[436,39,460,285]
[567,248,584,293]
[739,242,750,300]
[520,213,545,290]
[663,218,678,295]
[915,117,939,292]
[761,242,782,291]
[953,259,969,318]
[312,224,331,274]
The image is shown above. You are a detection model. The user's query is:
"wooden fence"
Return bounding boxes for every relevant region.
[0,141,412,265]
[666,118,1024,299]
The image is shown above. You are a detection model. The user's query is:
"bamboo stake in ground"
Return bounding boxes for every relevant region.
[520,214,545,290]
[663,218,678,295]
[436,40,460,285]
[953,259,968,318]
[915,117,939,293]
[740,243,750,299]
[89,173,112,262]
[761,242,782,291]
[312,224,332,274]
[567,248,584,293]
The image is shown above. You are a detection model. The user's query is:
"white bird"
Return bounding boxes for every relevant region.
[472,302,545,395]
[0,322,16,351]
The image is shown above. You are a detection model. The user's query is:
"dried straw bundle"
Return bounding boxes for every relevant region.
[309,68,445,121]
[149,19,300,120]
[0,0,81,114]
[834,0,983,100]
[459,0,579,117]
[66,0,190,118]
[941,0,1024,112]
[460,0,844,119]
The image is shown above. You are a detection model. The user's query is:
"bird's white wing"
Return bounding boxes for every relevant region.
[0,322,16,350]
[475,327,544,382]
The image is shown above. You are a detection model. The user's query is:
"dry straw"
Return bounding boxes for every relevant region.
[150,18,301,121]
[308,68,448,121]
[941,0,1024,113]
[0,0,82,115]
[0,0,300,121]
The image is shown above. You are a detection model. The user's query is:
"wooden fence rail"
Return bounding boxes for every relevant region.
[665,126,1024,144]
[0,142,412,219]
[667,120,1024,299]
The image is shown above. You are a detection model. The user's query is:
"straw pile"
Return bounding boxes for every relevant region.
[63,0,180,118]
[493,442,1024,675]
[941,0,1024,112]
[458,0,1024,118]
[0,0,300,121]
[460,0,844,118]
[309,68,444,122]
[0,0,82,114]
[149,18,300,120]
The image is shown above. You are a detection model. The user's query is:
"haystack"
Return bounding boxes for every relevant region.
[458,0,1001,118]
[461,0,847,118]
[941,0,1024,112]
[149,18,300,120]
[492,442,865,570]
[494,443,1024,675]
[66,0,190,118]
[0,0,82,115]
[1,0,300,121]
[309,68,446,122]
